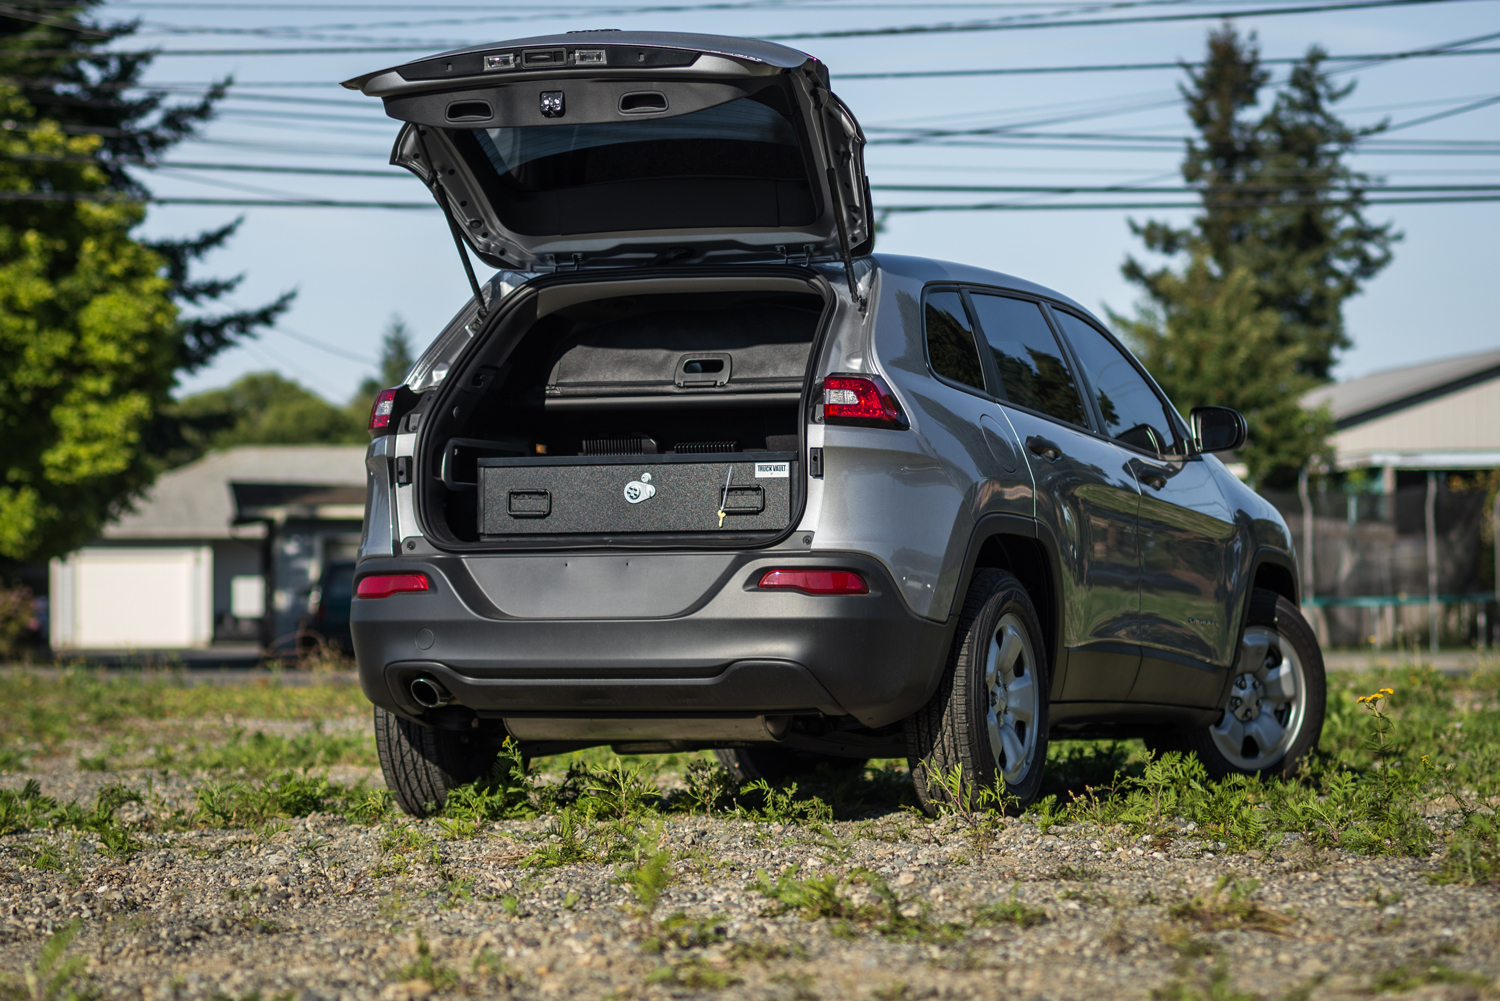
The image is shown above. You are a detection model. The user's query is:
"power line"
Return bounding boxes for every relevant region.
[837,41,1500,79]
[271,326,376,364]
[768,0,1485,39]
[881,194,1500,210]
[7,0,1483,55]
[871,183,1500,192]
[6,191,1500,209]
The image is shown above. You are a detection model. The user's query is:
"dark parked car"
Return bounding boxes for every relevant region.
[342,31,1325,815]
[301,560,356,654]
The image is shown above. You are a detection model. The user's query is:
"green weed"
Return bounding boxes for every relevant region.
[643,912,728,953]
[192,770,383,828]
[1371,961,1488,992]
[12,919,94,1001]
[1434,813,1500,887]
[188,724,374,777]
[577,758,662,820]
[23,843,63,872]
[1167,876,1293,935]
[645,956,741,990]
[751,865,959,941]
[972,888,1048,928]
[684,759,734,813]
[620,823,673,918]
[518,809,603,869]
[390,931,458,993]
[734,779,833,826]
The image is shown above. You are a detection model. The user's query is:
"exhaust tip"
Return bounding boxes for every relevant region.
[410,676,453,709]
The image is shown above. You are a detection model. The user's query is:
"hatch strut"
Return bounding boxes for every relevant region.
[826,166,864,311]
[415,128,488,320]
[815,93,866,313]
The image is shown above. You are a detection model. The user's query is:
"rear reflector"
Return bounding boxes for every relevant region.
[822,374,906,429]
[369,387,400,431]
[356,573,430,599]
[758,570,869,595]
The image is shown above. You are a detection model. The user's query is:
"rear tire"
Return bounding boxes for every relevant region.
[713,747,864,785]
[1146,589,1325,779]
[905,569,1050,814]
[373,707,499,817]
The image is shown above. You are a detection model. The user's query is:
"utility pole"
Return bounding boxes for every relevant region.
[1426,471,1439,656]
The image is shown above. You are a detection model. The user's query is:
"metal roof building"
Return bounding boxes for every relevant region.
[1304,347,1500,472]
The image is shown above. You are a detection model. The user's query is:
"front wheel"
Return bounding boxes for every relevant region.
[373,707,499,817]
[905,569,1050,814]
[1149,589,1326,779]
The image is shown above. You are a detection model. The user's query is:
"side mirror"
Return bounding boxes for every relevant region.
[1189,406,1247,454]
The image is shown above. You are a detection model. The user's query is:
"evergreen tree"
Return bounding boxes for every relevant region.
[1,1,294,371]
[355,316,417,405]
[0,3,292,561]
[1115,25,1398,484]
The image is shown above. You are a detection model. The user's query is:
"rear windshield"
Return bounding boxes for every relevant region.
[448,90,819,235]
[474,96,799,177]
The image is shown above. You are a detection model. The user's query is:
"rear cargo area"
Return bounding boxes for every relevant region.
[418,281,826,546]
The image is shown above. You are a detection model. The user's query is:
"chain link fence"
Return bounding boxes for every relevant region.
[1263,473,1498,650]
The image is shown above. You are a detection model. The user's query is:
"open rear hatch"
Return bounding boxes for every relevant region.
[342,31,872,273]
[415,277,828,549]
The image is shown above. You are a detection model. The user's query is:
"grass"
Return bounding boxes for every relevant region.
[2,661,1499,883]
[0,667,367,754]
[1016,666,1500,874]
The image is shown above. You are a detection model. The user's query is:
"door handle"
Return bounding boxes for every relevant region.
[1134,462,1170,490]
[1026,435,1063,462]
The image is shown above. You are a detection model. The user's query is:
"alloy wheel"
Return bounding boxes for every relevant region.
[984,612,1039,785]
[1209,625,1307,770]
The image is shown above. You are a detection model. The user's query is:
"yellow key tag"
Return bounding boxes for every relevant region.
[716,467,733,530]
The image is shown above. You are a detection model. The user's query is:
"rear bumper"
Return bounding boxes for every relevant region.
[350,551,950,733]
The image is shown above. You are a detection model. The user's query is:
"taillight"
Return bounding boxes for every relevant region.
[356,574,430,599]
[758,570,869,595]
[369,387,400,431]
[822,374,906,429]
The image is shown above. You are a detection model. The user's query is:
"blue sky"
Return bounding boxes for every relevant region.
[108,0,1500,404]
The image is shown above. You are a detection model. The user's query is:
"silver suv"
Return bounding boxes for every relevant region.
[344,31,1325,814]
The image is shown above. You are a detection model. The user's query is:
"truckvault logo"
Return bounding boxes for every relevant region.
[623,472,656,504]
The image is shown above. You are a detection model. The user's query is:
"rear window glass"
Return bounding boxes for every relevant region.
[924,291,986,393]
[968,293,1088,428]
[473,97,799,176]
[464,93,807,191]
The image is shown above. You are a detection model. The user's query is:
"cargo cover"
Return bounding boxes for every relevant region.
[478,452,796,536]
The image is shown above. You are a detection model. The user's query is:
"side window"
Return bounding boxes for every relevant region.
[1052,310,1179,455]
[968,293,1088,428]
[924,290,986,393]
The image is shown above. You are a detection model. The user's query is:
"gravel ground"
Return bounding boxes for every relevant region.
[4,720,1499,1001]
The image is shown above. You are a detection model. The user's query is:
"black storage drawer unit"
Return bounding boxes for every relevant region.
[477,452,796,536]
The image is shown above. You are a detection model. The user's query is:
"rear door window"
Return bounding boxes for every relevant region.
[968,293,1088,428]
[923,290,986,393]
[1051,310,1180,455]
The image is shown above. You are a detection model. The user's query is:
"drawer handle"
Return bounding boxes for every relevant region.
[507,489,551,518]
